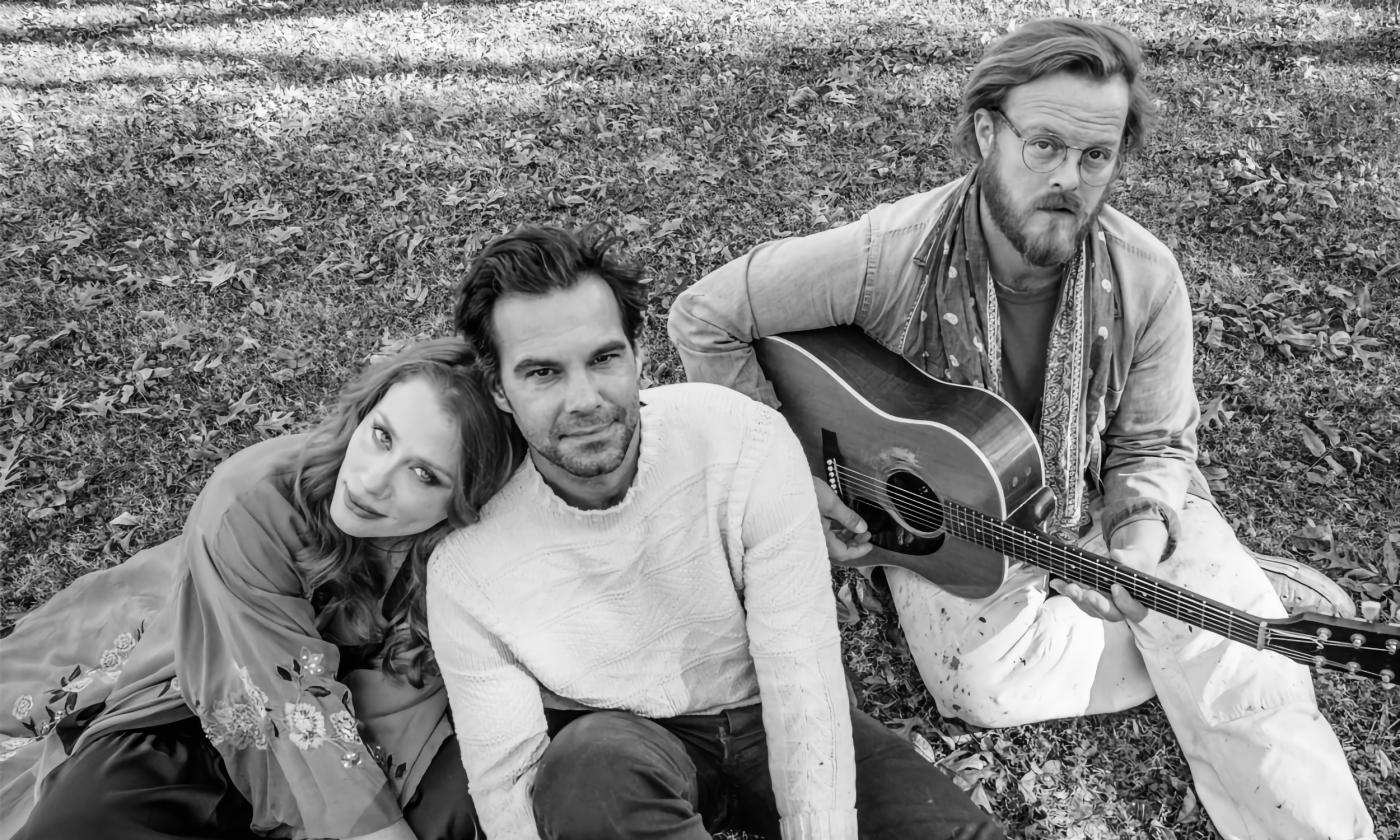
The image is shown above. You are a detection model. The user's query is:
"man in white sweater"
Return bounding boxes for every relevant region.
[427,223,1004,840]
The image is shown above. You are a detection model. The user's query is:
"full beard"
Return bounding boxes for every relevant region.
[981,160,1105,268]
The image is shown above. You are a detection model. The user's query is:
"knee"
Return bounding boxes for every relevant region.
[534,712,695,832]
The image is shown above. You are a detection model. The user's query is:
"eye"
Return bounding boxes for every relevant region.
[1028,136,1062,153]
[411,466,439,485]
[1084,148,1115,166]
[372,425,391,449]
[593,352,619,365]
[524,367,556,380]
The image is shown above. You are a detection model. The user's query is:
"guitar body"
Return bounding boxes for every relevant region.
[755,326,1048,599]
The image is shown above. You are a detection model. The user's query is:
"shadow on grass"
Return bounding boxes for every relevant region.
[0,0,539,47]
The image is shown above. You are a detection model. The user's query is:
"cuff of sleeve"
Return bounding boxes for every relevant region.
[1100,498,1181,562]
[779,808,860,840]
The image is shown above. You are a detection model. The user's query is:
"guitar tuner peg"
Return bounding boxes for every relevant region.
[1350,633,1366,649]
[1360,600,1382,622]
[1346,661,1361,675]
[1315,627,1332,641]
[1387,639,1399,655]
[1380,669,1395,686]
[1312,654,1327,670]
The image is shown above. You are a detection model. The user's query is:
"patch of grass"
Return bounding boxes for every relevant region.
[2,1,1397,836]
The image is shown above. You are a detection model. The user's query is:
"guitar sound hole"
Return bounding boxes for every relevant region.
[887,471,944,534]
[847,471,945,556]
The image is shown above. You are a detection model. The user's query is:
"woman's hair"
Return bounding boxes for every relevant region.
[951,18,1158,161]
[453,222,648,384]
[293,337,522,686]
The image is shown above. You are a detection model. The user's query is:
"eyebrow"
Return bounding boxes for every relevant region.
[374,411,457,485]
[510,340,630,375]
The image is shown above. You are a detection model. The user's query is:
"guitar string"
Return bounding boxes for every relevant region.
[828,466,1396,664]
[829,466,1251,637]
[830,467,1398,673]
[833,461,1395,677]
[829,467,1341,647]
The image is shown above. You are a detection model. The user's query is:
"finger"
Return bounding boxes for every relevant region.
[828,503,867,536]
[1052,579,1124,622]
[1109,584,1149,623]
[825,529,875,563]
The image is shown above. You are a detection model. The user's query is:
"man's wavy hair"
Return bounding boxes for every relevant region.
[952,18,1158,162]
[293,337,522,687]
[453,222,648,383]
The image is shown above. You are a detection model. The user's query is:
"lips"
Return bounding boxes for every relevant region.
[344,488,384,519]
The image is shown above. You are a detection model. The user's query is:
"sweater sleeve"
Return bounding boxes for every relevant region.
[733,408,858,840]
[427,547,549,840]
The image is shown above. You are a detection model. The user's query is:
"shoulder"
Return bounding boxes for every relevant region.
[1097,205,1181,276]
[863,179,965,241]
[643,382,778,436]
[428,462,534,581]
[187,435,309,542]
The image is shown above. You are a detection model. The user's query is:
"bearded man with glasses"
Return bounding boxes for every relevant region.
[669,17,1375,840]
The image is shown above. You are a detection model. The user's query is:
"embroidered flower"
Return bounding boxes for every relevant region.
[284,702,326,750]
[2,737,34,751]
[11,695,33,720]
[943,312,959,325]
[67,676,94,693]
[99,649,122,671]
[949,354,960,368]
[329,711,360,743]
[298,648,326,677]
[207,699,268,750]
[170,676,181,693]
[948,265,958,278]
[236,666,269,714]
[112,632,137,653]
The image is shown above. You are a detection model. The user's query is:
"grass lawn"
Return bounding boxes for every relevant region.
[2,0,1397,836]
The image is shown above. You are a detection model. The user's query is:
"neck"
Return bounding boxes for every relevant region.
[978,197,1067,294]
[534,428,642,510]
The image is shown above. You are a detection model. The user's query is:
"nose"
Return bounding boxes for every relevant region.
[1048,150,1084,191]
[563,371,605,414]
[359,456,393,498]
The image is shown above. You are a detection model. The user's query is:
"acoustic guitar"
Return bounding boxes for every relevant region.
[753,326,1399,685]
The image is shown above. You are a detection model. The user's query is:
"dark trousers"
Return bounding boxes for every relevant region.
[534,705,1005,840]
[16,717,480,840]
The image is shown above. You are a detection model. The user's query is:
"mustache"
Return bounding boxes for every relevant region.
[1036,191,1086,212]
[556,406,623,434]
[1037,193,1084,213]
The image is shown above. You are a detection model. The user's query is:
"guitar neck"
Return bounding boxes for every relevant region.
[945,501,1266,649]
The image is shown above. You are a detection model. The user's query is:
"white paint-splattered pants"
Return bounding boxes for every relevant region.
[887,495,1376,840]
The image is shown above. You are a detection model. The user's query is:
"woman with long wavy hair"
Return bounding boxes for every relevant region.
[1,337,520,840]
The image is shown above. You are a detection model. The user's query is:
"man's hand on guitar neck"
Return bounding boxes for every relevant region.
[1051,518,1167,623]
[812,476,873,563]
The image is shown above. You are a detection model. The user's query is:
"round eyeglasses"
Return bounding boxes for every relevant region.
[990,110,1121,187]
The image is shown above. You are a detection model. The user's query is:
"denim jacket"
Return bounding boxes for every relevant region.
[668,178,1209,547]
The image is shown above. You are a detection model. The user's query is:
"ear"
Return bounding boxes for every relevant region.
[490,378,514,416]
[973,109,996,159]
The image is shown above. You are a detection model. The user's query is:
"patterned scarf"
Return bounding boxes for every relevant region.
[909,172,1115,540]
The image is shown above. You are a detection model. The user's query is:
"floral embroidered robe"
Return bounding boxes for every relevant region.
[0,435,452,839]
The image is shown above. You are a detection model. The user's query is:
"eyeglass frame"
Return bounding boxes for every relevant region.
[985,109,1123,186]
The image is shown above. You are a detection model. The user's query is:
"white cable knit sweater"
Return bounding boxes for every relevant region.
[427,383,857,840]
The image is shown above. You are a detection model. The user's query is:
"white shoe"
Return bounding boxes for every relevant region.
[1252,553,1357,619]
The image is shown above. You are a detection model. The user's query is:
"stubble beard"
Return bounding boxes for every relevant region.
[541,405,639,479]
